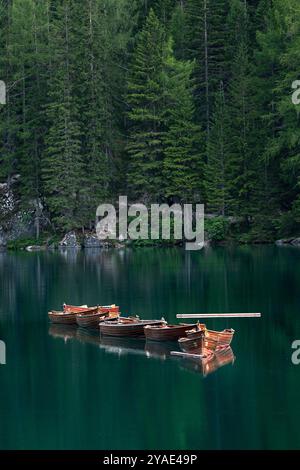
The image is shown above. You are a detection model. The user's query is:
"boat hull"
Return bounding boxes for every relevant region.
[205,328,235,345]
[100,320,164,337]
[185,325,206,339]
[48,311,78,324]
[98,306,119,314]
[178,333,218,354]
[76,312,119,328]
[144,324,197,341]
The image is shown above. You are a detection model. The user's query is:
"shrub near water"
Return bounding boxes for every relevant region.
[206,217,229,242]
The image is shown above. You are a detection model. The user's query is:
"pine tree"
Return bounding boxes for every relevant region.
[163,43,204,202]
[226,2,256,218]
[251,0,285,218]
[271,0,300,222]
[42,0,82,231]
[169,1,187,60]
[138,0,176,26]
[10,0,50,237]
[205,82,230,215]
[185,0,230,135]
[126,9,167,201]
[72,0,112,229]
[0,0,16,184]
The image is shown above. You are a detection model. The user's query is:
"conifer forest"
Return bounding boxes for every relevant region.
[1,0,300,244]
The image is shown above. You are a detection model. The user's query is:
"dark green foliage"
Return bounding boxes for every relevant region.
[184,0,230,132]
[163,49,204,202]
[1,0,300,243]
[126,9,167,201]
[42,0,83,231]
[206,216,229,241]
[205,82,230,215]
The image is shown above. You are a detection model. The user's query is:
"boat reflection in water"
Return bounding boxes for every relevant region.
[177,346,235,377]
[144,341,174,360]
[48,324,78,343]
[99,336,146,357]
[99,336,177,360]
[76,327,101,347]
[48,326,236,377]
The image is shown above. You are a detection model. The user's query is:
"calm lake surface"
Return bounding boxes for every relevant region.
[0,246,300,450]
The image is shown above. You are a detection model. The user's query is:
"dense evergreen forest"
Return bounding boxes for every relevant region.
[1,0,300,244]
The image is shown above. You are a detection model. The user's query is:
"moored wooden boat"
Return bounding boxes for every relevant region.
[99,318,165,337]
[205,328,235,345]
[76,310,119,328]
[185,323,206,339]
[64,303,119,313]
[178,331,218,354]
[144,323,197,341]
[186,324,235,346]
[98,305,119,314]
[63,304,88,313]
[48,306,98,324]
[48,311,79,324]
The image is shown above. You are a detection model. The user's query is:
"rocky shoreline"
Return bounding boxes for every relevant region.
[2,177,300,252]
[275,237,300,246]
[1,229,300,252]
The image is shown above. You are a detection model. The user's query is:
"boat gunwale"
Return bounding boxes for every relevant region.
[100,319,164,328]
[144,323,196,331]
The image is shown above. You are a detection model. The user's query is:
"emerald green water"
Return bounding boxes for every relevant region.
[0,246,300,450]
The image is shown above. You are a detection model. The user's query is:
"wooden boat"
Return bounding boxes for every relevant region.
[186,325,235,346]
[48,306,98,324]
[63,304,88,313]
[144,323,197,341]
[76,310,119,328]
[185,323,206,339]
[64,303,119,314]
[48,311,80,324]
[178,331,218,354]
[205,328,235,345]
[99,318,165,337]
[98,305,119,314]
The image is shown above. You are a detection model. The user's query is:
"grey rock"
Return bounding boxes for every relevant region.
[59,231,80,248]
[275,237,300,246]
[83,234,103,248]
[114,242,125,249]
[0,230,7,251]
[25,245,46,252]
[47,243,57,250]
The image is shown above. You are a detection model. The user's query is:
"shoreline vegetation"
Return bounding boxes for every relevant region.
[3,218,300,252]
[1,2,300,249]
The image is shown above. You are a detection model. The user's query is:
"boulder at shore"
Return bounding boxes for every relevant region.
[25,245,46,252]
[83,234,103,248]
[275,238,300,246]
[59,231,80,249]
[0,230,7,251]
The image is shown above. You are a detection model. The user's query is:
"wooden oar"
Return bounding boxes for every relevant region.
[177,313,261,319]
